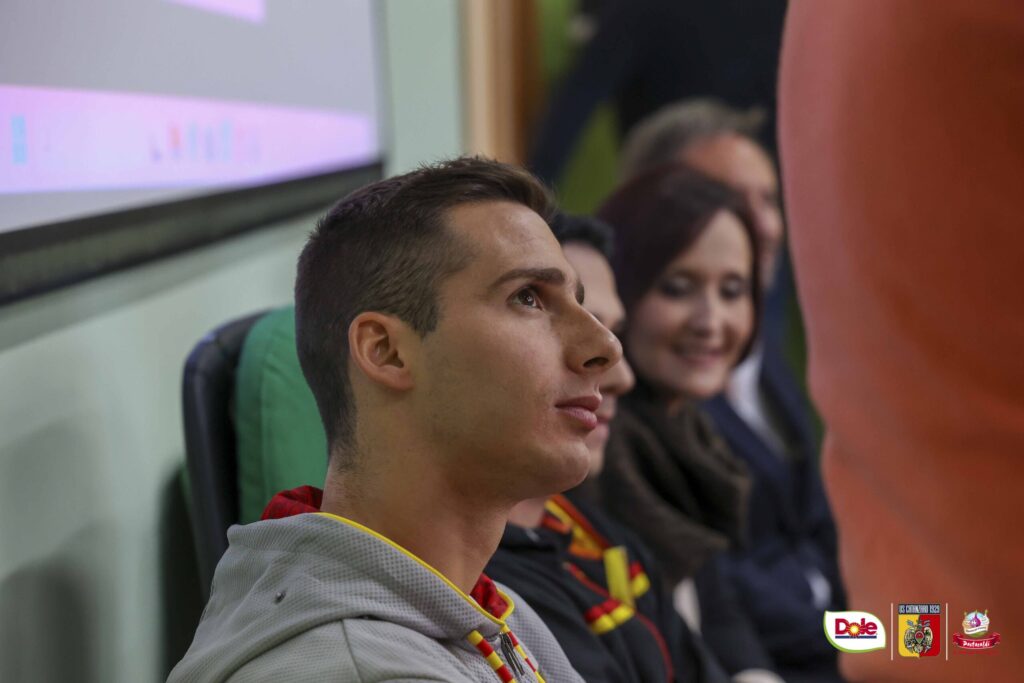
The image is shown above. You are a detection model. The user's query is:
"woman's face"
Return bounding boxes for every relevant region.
[626,210,755,403]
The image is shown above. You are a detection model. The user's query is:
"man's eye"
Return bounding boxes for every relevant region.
[513,287,541,308]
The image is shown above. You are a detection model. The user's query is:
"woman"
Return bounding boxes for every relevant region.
[594,164,789,679]
[598,163,760,576]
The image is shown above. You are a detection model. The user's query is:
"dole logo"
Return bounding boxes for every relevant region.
[824,611,887,653]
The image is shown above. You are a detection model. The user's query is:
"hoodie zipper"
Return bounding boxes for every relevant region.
[500,631,527,677]
[467,628,546,683]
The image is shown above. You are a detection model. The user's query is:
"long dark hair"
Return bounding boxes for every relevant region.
[597,163,762,362]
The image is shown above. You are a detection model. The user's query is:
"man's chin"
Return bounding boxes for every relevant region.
[531,445,591,496]
[556,448,592,492]
[501,440,593,502]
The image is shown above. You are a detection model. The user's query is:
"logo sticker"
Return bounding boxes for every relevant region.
[953,609,1001,651]
[824,611,886,653]
[898,603,942,658]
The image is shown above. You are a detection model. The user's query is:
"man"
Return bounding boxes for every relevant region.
[780,1,1024,681]
[170,158,623,681]
[487,214,778,683]
[619,99,783,288]
[619,101,844,682]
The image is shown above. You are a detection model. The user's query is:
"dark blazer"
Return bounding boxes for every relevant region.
[702,338,845,668]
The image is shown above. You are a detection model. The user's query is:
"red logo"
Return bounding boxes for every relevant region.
[835,618,878,638]
[825,611,886,652]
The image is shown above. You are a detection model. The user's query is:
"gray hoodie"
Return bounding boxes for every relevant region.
[170,512,584,682]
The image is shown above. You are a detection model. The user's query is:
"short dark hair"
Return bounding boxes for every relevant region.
[295,157,555,465]
[549,212,615,260]
[597,163,762,360]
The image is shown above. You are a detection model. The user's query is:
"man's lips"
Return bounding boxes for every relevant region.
[555,395,601,431]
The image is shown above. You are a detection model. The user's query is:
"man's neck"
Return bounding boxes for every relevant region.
[320,458,512,595]
[507,496,548,529]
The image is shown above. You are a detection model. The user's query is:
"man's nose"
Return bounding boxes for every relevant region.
[568,307,623,375]
[748,193,770,236]
[749,190,783,242]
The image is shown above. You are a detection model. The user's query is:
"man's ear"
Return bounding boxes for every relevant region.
[348,312,415,392]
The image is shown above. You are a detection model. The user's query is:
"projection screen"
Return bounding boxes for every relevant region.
[0,0,386,303]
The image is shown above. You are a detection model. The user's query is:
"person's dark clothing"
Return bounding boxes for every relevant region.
[486,494,730,683]
[598,384,750,584]
[595,383,776,674]
[529,0,788,183]
[703,335,845,676]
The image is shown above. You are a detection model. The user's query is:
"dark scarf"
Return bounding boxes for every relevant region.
[595,381,751,584]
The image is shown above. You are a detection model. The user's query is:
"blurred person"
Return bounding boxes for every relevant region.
[169,158,625,682]
[486,213,736,683]
[620,100,783,288]
[780,0,1024,681]
[620,100,795,353]
[594,165,804,681]
[529,0,788,185]
[619,100,845,679]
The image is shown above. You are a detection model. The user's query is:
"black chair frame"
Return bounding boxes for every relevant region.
[182,310,266,599]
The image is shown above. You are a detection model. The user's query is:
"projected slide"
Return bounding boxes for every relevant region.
[1,86,375,191]
[0,0,382,233]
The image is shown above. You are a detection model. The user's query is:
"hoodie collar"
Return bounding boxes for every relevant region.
[262,486,512,624]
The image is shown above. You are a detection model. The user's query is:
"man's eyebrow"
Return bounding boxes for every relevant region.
[490,267,565,289]
[489,267,584,303]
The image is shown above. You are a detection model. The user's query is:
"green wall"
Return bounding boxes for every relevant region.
[0,2,463,680]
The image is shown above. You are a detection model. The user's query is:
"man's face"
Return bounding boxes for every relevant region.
[412,202,623,502]
[680,133,784,288]
[562,242,634,477]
